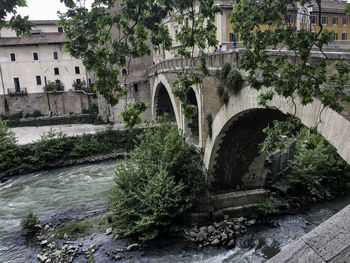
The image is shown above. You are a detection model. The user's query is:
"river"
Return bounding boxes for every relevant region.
[0,161,349,263]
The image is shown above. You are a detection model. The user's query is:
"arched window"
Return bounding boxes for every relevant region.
[301,9,307,24]
[122,68,127,76]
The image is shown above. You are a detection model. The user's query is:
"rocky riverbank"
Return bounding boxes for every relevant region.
[29,211,258,263]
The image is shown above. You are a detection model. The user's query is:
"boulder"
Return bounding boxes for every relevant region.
[211,239,220,246]
[106,228,113,235]
[127,243,139,251]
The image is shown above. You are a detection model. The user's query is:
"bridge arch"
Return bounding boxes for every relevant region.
[182,86,203,145]
[152,74,181,127]
[204,86,350,191]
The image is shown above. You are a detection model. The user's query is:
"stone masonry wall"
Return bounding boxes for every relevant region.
[0,91,97,116]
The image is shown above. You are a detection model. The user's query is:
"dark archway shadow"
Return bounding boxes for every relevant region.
[154,83,176,122]
[211,108,288,193]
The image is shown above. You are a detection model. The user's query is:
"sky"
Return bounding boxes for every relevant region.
[12,0,93,20]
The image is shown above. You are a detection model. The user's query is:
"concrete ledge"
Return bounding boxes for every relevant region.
[267,204,350,263]
[211,189,269,209]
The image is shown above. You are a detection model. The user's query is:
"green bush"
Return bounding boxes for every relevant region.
[256,198,280,218]
[108,122,205,241]
[21,211,40,233]
[8,111,23,120]
[225,69,243,94]
[287,128,350,194]
[28,129,72,166]
[0,118,18,171]
[69,135,107,158]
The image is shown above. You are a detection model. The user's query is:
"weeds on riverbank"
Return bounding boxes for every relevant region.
[0,121,145,175]
[21,211,40,234]
[0,118,18,171]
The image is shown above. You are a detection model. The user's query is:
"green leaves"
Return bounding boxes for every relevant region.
[0,0,34,36]
[215,63,244,105]
[121,101,148,129]
[0,118,18,171]
[59,0,219,123]
[108,122,205,241]
[231,0,350,114]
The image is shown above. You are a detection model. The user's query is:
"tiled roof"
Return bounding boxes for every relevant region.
[0,33,68,46]
[311,0,347,13]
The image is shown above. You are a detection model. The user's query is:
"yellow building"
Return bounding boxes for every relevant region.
[221,0,350,48]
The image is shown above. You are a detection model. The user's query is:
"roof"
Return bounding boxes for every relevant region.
[310,0,347,13]
[217,0,347,13]
[0,33,68,47]
[5,20,59,26]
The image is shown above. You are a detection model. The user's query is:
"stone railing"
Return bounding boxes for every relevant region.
[148,48,350,77]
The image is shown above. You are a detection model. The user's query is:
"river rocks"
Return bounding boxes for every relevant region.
[211,239,220,245]
[40,240,48,247]
[196,230,207,242]
[184,217,253,248]
[127,243,139,251]
[106,227,113,235]
[37,254,48,262]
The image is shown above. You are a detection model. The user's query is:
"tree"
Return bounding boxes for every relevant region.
[231,0,350,123]
[59,0,220,126]
[108,121,205,241]
[0,0,34,35]
[0,118,18,172]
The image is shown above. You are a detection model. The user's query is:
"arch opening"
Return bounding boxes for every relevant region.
[154,83,176,122]
[210,108,288,193]
[184,88,199,141]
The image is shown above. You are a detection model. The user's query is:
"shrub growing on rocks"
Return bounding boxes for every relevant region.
[108,121,205,241]
[21,211,40,233]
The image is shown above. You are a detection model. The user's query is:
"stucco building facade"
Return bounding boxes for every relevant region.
[0,20,96,116]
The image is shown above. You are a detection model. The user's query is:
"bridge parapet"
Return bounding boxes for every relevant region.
[148,49,350,77]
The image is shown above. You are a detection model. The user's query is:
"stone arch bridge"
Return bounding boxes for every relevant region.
[147,49,350,218]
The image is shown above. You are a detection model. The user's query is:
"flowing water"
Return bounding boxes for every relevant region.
[0,161,349,263]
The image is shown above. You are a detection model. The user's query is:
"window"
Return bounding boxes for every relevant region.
[334,32,338,40]
[10,53,15,61]
[36,76,42,85]
[311,16,317,24]
[33,52,38,61]
[55,79,61,84]
[229,33,238,43]
[333,17,338,25]
[58,27,63,33]
[343,17,348,26]
[287,14,294,24]
[75,66,80,74]
[14,78,20,92]
[54,67,59,75]
[134,83,138,93]
[301,10,307,24]
[53,52,58,60]
[342,32,348,40]
[122,68,127,76]
[76,79,81,84]
[322,16,328,25]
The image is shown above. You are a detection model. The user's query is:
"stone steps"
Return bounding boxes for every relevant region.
[191,189,269,221]
[211,189,269,220]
